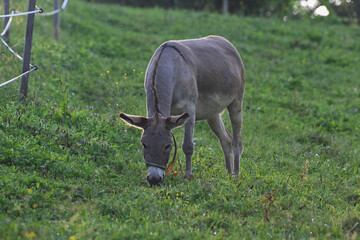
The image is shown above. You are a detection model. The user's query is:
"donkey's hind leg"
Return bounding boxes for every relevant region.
[228,99,244,176]
[207,114,233,174]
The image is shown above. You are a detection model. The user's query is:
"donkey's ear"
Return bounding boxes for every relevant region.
[119,113,149,129]
[166,113,189,129]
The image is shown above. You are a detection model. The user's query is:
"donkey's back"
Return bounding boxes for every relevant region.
[148,36,245,120]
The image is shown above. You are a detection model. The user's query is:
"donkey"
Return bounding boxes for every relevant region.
[120,36,245,186]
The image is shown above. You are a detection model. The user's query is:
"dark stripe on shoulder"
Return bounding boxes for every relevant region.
[166,44,187,64]
[150,42,188,115]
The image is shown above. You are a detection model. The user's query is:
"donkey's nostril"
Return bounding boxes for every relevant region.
[147,174,163,186]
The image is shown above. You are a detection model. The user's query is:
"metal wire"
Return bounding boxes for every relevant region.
[0,9,42,18]
[0,66,38,88]
[0,36,34,68]
[0,0,69,18]
[0,10,14,37]
[38,0,69,16]
[0,0,69,88]
[0,36,35,88]
[61,0,69,10]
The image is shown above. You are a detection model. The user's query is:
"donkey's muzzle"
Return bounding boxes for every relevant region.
[147,174,163,186]
[147,166,164,186]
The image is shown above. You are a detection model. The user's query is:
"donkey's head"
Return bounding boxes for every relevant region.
[119,112,189,186]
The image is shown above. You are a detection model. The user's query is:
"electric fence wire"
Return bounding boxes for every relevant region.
[36,0,69,16]
[0,33,34,67]
[0,66,37,88]
[0,0,69,18]
[0,9,32,67]
[0,35,38,88]
[0,9,36,88]
[0,0,69,88]
[0,10,13,37]
[0,9,42,18]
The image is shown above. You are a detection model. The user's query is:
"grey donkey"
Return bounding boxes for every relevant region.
[120,35,245,186]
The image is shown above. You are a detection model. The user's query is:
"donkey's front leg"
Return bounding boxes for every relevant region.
[182,113,195,179]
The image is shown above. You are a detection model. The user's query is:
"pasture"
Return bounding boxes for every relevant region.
[1,0,359,239]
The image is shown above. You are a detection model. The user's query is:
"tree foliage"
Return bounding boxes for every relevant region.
[85,0,360,22]
[85,0,295,16]
[329,0,360,22]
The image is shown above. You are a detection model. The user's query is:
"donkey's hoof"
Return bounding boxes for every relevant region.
[183,171,193,180]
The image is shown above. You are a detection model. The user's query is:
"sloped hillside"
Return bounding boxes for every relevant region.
[1,0,359,239]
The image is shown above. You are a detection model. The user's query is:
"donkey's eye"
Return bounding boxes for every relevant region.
[142,143,149,150]
[164,143,172,151]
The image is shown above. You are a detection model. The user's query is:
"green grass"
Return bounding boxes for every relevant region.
[1,0,360,239]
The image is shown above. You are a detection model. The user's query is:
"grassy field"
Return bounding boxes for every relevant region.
[1,0,360,239]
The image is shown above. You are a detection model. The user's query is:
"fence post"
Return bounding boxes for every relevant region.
[4,0,10,43]
[54,0,60,40]
[20,0,37,101]
[222,0,228,15]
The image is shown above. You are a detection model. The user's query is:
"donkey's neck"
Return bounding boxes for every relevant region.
[146,70,175,118]
[146,45,177,118]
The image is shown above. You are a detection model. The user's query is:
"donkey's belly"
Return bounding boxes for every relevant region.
[195,93,235,120]
[170,92,235,121]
